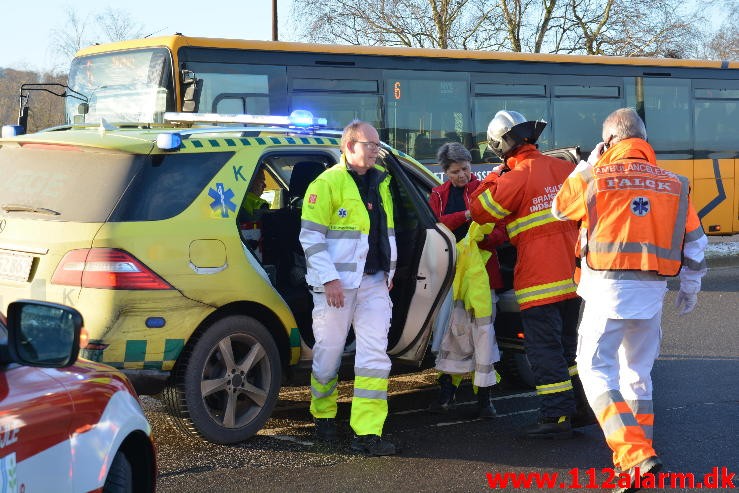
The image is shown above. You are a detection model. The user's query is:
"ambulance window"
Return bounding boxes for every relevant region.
[110,151,234,221]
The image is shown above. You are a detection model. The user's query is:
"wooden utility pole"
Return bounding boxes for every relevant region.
[272,0,278,41]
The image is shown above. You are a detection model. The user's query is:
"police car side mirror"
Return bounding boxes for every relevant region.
[6,300,83,368]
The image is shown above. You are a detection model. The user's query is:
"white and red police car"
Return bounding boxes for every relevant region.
[0,300,156,493]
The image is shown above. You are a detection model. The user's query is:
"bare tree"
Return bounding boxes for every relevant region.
[289,0,707,56]
[50,6,146,70]
[288,0,505,50]
[50,8,91,67]
[95,7,146,42]
[702,4,739,60]
[0,69,67,132]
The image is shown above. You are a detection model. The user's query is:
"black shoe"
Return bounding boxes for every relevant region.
[520,416,574,439]
[351,434,397,456]
[613,456,663,493]
[477,386,496,419]
[428,374,458,413]
[571,407,598,428]
[314,417,337,441]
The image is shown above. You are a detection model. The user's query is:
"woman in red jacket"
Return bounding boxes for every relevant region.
[428,142,507,417]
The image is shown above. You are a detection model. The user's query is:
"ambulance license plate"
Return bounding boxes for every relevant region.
[0,251,34,282]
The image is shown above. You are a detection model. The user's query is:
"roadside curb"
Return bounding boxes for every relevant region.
[704,240,739,269]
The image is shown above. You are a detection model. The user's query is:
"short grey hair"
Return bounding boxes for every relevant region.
[340,120,371,152]
[603,108,647,141]
[436,142,472,171]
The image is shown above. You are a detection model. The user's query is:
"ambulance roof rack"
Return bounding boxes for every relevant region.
[157,110,339,150]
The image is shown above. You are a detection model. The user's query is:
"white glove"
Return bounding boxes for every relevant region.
[587,142,606,165]
[492,164,508,176]
[674,290,698,315]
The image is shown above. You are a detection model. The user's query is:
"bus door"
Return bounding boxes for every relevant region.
[691,82,738,234]
[287,66,383,134]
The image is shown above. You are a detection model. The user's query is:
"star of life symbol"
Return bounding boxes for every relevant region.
[631,196,650,216]
[338,208,348,218]
[208,183,237,218]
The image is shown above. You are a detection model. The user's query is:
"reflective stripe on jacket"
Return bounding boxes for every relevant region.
[553,138,700,277]
[300,156,397,289]
[470,144,578,310]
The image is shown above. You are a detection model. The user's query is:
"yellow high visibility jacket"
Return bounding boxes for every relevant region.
[300,156,396,289]
[453,222,494,321]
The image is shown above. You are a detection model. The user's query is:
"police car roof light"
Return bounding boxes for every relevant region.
[156,132,182,151]
[289,109,325,127]
[2,125,25,138]
[163,111,327,128]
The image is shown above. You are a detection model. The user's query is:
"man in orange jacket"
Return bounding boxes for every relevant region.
[470,110,592,439]
[552,108,707,493]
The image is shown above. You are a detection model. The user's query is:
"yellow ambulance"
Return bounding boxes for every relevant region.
[0,112,455,444]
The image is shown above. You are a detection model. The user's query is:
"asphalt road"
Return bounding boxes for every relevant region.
[150,261,738,493]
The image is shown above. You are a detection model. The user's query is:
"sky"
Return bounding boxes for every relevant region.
[0,0,292,71]
[0,0,724,72]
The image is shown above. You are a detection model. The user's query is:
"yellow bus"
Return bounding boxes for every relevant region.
[67,34,739,234]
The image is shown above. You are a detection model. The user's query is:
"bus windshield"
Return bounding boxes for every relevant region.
[66,48,173,124]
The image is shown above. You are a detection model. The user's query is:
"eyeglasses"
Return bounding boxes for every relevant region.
[603,134,616,150]
[354,141,382,151]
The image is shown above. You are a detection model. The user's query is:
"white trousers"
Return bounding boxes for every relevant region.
[435,300,500,388]
[576,305,662,402]
[311,272,392,384]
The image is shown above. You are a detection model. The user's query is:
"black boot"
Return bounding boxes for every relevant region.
[313,417,337,441]
[520,415,574,439]
[477,386,496,419]
[351,434,397,456]
[428,373,458,413]
[571,374,598,428]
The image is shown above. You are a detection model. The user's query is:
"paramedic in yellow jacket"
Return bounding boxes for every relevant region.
[300,120,398,456]
[552,108,707,492]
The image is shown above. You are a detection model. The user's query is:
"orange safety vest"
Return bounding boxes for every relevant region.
[556,138,692,277]
[470,144,578,310]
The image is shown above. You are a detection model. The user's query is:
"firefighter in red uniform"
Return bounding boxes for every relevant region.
[470,110,593,439]
[552,108,707,492]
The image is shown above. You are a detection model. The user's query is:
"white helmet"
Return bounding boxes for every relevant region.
[486,110,546,159]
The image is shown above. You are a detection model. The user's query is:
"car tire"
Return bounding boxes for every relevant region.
[103,451,133,493]
[163,315,282,444]
[499,350,535,390]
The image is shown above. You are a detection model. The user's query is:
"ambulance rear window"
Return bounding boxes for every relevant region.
[0,145,232,223]
[0,145,144,222]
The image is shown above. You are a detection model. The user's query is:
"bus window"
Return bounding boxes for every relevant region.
[473,97,550,162]
[181,65,274,114]
[179,61,287,115]
[694,88,739,153]
[641,79,691,155]
[291,93,382,131]
[212,93,270,114]
[384,71,470,163]
[552,84,621,150]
